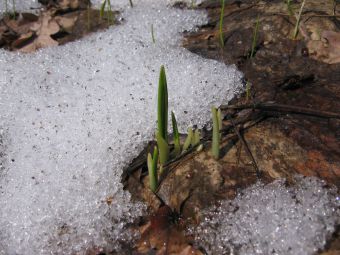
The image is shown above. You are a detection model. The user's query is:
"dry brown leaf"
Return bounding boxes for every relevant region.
[11,31,34,48]
[58,0,80,10]
[55,16,77,33]
[20,13,60,52]
[307,30,340,64]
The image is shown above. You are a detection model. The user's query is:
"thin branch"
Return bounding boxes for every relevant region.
[220,102,340,119]
[228,116,261,178]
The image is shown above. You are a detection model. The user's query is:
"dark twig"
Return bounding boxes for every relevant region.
[228,116,261,178]
[220,102,340,119]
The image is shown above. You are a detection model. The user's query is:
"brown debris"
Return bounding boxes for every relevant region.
[0,1,117,52]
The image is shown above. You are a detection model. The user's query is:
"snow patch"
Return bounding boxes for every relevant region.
[192,176,340,255]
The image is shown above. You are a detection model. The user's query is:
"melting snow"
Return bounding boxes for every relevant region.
[192,176,340,255]
[0,0,242,254]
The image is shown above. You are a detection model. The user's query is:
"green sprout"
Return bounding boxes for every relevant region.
[5,0,8,16]
[293,0,306,39]
[147,146,158,192]
[157,65,169,164]
[191,129,201,147]
[219,0,225,48]
[183,127,193,152]
[211,107,222,159]
[6,0,16,19]
[245,81,251,102]
[87,4,91,31]
[100,0,114,25]
[250,16,260,59]
[286,0,293,16]
[191,0,195,8]
[171,111,181,156]
[151,24,156,44]
[156,131,169,165]
[158,65,168,142]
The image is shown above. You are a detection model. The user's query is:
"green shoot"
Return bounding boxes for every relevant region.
[156,65,169,164]
[191,0,195,8]
[245,81,251,102]
[87,4,91,31]
[100,0,114,25]
[107,0,114,25]
[218,108,222,130]
[250,16,260,59]
[182,127,193,152]
[151,24,156,44]
[157,65,168,142]
[5,0,8,16]
[211,107,221,159]
[100,0,106,19]
[11,0,16,19]
[171,111,181,156]
[147,146,158,192]
[219,0,225,48]
[196,144,204,152]
[286,0,293,16]
[156,131,169,165]
[191,129,201,147]
[293,0,306,39]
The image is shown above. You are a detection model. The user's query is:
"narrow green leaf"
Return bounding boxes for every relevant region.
[286,0,293,16]
[107,0,114,25]
[100,0,106,19]
[156,131,169,165]
[182,127,193,152]
[293,0,306,39]
[217,108,222,131]
[250,16,260,58]
[192,129,201,147]
[159,164,164,176]
[12,0,16,19]
[157,65,168,142]
[212,107,220,159]
[171,111,181,156]
[151,24,156,44]
[246,81,250,102]
[152,146,158,175]
[147,147,158,192]
[196,144,203,152]
[219,0,225,48]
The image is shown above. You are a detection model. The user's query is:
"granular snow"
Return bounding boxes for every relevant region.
[0,0,243,254]
[192,176,340,255]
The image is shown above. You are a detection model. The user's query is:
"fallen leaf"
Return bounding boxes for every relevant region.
[11,31,34,48]
[55,16,77,33]
[20,12,60,52]
[307,30,340,64]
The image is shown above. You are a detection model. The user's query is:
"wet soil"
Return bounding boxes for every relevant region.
[124,0,340,254]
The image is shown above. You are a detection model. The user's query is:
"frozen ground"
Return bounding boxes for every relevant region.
[0,0,243,254]
[192,176,340,255]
